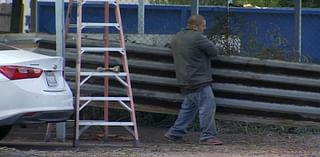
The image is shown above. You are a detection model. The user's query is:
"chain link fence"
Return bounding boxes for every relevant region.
[117,0,320,63]
[30,0,319,63]
[204,0,298,61]
[117,0,174,47]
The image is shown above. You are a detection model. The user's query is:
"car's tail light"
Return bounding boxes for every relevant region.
[23,112,36,117]
[0,66,43,80]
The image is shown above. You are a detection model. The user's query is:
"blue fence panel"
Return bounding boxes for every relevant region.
[38,3,55,33]
[37,2,320,62]
[301,10,320,61]
[230,8,295,56]
[144,5,188,34]
[37,2,138,33]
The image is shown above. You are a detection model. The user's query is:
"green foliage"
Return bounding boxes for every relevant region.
[149,0,226,5]
[302,0,320,8]
[234,0,280,7]
[278,0,293,7]
[149,0,190,5]
[148,0,320,8]
[238,0,320,8]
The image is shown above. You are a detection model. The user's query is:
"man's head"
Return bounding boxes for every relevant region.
[187,15,206,33]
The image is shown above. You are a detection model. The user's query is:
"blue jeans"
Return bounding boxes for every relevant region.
[165,85,217,141]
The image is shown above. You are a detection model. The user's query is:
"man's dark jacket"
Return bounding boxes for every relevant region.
[171,28,219,92]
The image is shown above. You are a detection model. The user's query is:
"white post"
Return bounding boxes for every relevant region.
[55,0,66,142]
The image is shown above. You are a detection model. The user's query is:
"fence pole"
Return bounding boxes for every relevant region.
[138,0,144,34]
[30,0,37,32]
[226,0,233,54]
[10,0,23,33]
[294,0,302,62]
[191,0,199,15]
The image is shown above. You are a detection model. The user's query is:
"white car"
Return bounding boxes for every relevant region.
[0,43,74,140]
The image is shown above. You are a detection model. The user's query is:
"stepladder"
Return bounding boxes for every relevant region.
[68,0,139,146]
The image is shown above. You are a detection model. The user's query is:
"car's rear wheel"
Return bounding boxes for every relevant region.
[0,125,12,140]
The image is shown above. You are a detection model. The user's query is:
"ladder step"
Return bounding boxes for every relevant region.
[80,97,130,101]
[69,23,120,30]
[83,22,120,28]
[80,72,127,77]
[69,23,118,28]
[79,120,134,126]
[81,47,124,53]
[76,0,117,4]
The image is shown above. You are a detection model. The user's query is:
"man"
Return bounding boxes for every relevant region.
[165,15,223,145]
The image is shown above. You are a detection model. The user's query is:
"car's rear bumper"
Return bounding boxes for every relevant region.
[0,80,74,125]
[0,110,74,126]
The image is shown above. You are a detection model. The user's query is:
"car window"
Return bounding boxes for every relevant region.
[0,44,16,50]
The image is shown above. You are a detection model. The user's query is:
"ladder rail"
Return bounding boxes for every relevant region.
[79,100,92,111]
[80,75,91,86]
[73,0,83,146]
[103,0,111,139]
[118,100,132,112]
[114,0,139,141]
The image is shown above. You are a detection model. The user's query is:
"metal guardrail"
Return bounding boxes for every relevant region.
[31,37,320,123]
[2,33,320,126]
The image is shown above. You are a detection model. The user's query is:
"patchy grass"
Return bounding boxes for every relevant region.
[217,120,320,135]
[135,111,320,136]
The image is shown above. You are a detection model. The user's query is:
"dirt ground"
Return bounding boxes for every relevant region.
[0,122,320,157]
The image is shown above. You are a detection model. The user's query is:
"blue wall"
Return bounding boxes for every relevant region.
[37,2,320,62]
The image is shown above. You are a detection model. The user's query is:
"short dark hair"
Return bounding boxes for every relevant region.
[187,15,205,29]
